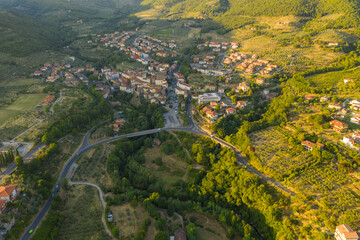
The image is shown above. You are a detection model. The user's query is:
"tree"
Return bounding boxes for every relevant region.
[155,231,168,240]
[61,178,69,190]
[186,223,198,240]
[14,156,24,167]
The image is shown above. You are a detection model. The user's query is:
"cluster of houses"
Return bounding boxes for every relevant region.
[99,68,168,104]
[224,51,279,75]
[100,31,136,48]
[134,36,177,59]
[32,58,95,87]
[100,30,178,68]
[197,41,239,52]
[193,54,216,67]
[0,185,17,214]
[199,95,248,121]
[173,72,192,97]
[113,118,125,133]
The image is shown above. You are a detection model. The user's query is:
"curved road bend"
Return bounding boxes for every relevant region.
[21,113,294,240]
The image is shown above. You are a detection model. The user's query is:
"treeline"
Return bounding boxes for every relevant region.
[41,85,112,144]
[0,150,15,167]
[104,131,292,239]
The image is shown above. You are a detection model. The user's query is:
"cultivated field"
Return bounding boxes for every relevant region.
[110,203,155,239]
[73,144,114,189]
[57,185,110,240]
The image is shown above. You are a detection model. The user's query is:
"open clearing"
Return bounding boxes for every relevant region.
[110,203,155,239]
[185,212,229,240]
[144,146,189,185]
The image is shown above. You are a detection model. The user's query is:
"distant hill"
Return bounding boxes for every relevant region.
[141,0,360,29]
[0,0,141,23]
[0,0,142,57]
[0,9,72,57]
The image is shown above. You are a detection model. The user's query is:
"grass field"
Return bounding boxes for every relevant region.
[144,145,189,185]
[151,29,173,35]
[0,94,46,127]
[57,185,111,240]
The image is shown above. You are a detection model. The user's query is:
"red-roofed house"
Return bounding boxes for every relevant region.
[301,141,324,151]
[330,120,348,132]
[0,185,17,202]
[335,224,360,240]
[226,108,236,115]
[206,110,218,119]
[42,95,55,105]
[210,102,218,109]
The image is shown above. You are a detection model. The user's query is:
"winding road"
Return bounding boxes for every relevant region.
[21,101,294,240]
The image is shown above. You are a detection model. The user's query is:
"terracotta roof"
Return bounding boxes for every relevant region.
[336,224,360,239]
[0,185,17,198]
[344,231,360,239]
[330,120,348,128]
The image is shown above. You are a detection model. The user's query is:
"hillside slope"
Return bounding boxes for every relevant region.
[141,0,360,29]
[0,9,72,57]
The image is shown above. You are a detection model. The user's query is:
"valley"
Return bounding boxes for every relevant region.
[0,0,359,240]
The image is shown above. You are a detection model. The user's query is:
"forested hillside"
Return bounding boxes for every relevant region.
[0,9,73,57]
[141,0,360,29]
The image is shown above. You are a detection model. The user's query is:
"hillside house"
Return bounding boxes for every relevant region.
[42,95,55,105]
[330,120,348,132]
[238,82,250,92]
[177,81,192,91]
[236,101,248,109]
[320,96,330,102]
[328,102,342,110]
[335,224,360,240]
[206,110,218,119]
[175,87,187,96]
[344,79,354,84]
[210,102,218,109]
[343,132,360,147]
[351,115,360,125]
[350,100,360,111]
[0,185,17,202]
[301,141,324,151]
[226,108,236,115]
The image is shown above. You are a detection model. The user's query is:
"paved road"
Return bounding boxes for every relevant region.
[21,115,294,240]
